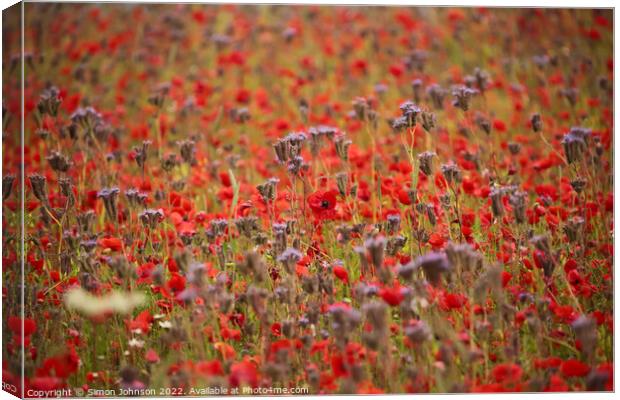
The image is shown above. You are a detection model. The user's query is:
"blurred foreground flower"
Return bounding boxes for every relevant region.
[64,288,145,317]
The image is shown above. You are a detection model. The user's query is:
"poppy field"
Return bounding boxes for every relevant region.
[1,4,614,396]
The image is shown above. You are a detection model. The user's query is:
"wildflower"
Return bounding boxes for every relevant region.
[427,83,447,109]
[562,130,587,164]
[571,315,597,358]
[138,209,164,229]
[28,174,49,204]
[46,151,71,173]
[132,140,151,170]
[475,112,491,134]
[64,288,145,317]
[509,190,527,223]
[452,85,477,111]
[489,187,504,218]
[563,216,585,242]
[308,189,338,220]
[277,247,302,274]
[404,320,432,344]
[3,174,15,201]
[418,151,435,176]
[364,235,386,270]
[37,86,62,116]
[421,111,436,132]
[257,177,279,202]
[334,135,352,162]
[414,252,451,286]
[97,187,120,221]
[440,163,462,185]
[177,139,196,165]
[531,113,543,132]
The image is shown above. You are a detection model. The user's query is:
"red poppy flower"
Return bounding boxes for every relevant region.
[308,189,338,220]
[560,359,591,378]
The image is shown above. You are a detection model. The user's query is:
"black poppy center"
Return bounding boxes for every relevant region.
[321,200,330,208]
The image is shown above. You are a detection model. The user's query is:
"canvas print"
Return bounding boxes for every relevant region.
[1,3,614,397]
